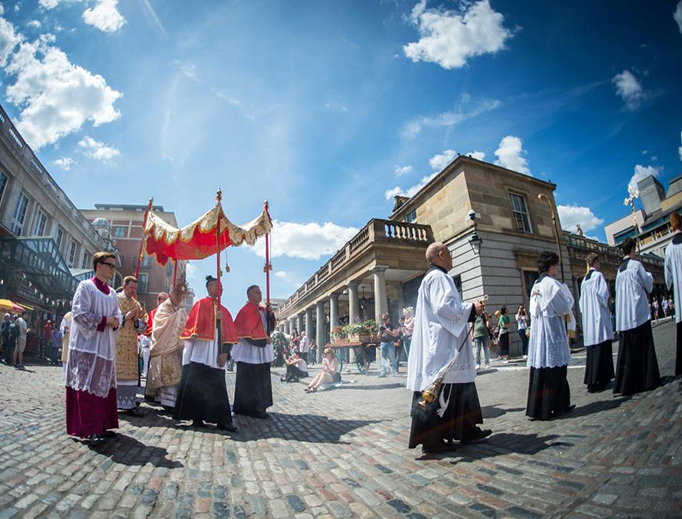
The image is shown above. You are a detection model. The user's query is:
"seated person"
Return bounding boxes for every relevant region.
[305,348,339,393]
[283,351,308,382]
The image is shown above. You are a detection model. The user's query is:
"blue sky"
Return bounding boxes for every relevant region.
[0,0,681,311]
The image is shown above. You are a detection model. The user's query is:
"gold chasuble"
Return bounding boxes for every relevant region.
[116,294,148,381]
[147,299,187,391]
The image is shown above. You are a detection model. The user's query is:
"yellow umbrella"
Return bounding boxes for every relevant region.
[0,299,24,313]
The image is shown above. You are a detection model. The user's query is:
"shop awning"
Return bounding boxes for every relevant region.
[0,236,79,299]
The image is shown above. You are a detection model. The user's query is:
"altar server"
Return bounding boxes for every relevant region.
[526,251,576,420]
[232,285,276,419]
[614,238,661,395]
[407,242,490,455]
[664,211,682,377]
[579,253,615,392]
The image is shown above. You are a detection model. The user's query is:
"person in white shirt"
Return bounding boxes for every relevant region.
[407,242,490,454]
[13,312,29,369]
[614,237,661,395]
[526,251,576,420]
[299,331,310,364]
[579,253,615,392]
[284,351,308,382]
[664,211,682,377]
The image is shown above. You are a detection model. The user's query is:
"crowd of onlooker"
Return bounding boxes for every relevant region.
[650,296,675,321]
[0,311,68,370]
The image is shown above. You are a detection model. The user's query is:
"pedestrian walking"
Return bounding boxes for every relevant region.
[516,306,529,359]
[471,312,490,370]
[378,313,399,377]
[498,307,510,362]
[13,312,29,370]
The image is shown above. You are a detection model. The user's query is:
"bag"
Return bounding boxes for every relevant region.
[9,323,18,339]
[332,372,341,383]
[525,328,531,338]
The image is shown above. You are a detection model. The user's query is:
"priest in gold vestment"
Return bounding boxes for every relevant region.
[145,281,188,411]
[116,276,148,416]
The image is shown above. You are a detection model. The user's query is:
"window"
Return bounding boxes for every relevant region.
[510,193,532,233]
[113,226,127,238]
[56,228,64,251]
[0,171,7,204]
[81,251,89,269]
[33,209,47,236]
[68,241,77,266]
[138,273,148,293]
[140,253,151,268]
[11,192,29,235]
[405,210,417,223]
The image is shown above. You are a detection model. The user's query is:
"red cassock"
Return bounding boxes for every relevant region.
[144,308,158,337]
[235,302,269,340]
[180,297,238,344]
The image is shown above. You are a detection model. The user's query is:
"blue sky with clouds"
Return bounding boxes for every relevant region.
[0,0,681,311]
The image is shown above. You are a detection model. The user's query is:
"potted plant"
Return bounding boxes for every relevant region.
[331,326,346,343]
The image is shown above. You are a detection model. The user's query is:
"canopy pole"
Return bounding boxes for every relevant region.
[172,259,178,285]
[264,200,271,306]
[135,198,153,280]
[215,189,222,348]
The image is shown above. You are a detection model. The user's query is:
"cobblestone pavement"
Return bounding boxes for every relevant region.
[1,320,681,519]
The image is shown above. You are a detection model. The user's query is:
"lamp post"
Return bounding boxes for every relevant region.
[624,185,641,254]
[538,194,565,282]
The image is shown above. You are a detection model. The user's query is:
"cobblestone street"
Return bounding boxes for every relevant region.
[1,320,681,519]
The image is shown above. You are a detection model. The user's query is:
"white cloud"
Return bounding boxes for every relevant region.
[429,149,456,171]
[27,20,41,30]
[0,15,22,67]
[275,271,288,278]
[401,97,500,139]
[394,165,413,177]
[404,0,513,69]
[557,205,604,233]
[612,70,645,111]
[78,136,120,161]
[385,171,439,200]
[53,156,75,170]
[628,164,660,194]
[675,1,682,35]
[185,263,197,279]
[250,220,360,261]
[494,135,530,175]
[325,102,348,112]
[83,0,125,33]
[4,36,122,149]
[173,60,196,80]
[39,0,64,9]
[468,150,486,160]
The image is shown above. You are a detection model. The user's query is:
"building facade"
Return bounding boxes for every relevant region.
[80,204,187,311]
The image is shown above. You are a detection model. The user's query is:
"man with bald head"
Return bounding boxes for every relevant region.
[407,242,492,454]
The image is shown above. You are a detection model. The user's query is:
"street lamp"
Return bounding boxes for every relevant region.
[624,185,641,254]
[466,209,483,255]
[538,193,565,282]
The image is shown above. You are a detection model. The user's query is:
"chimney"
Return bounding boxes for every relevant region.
[637,175,666,216]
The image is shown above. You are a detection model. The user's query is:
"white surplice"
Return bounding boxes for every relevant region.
[65,279,122,398]
[616,257,653,332]
[579,268,614,346]
[407,267,475,392]
[665,233,682,324]
[527,274,575,369]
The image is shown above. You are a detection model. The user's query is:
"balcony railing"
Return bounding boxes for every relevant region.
[564,231,664,267]
[277,219,432,316]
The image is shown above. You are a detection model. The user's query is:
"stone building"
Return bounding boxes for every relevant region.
[80,204,188,311]
[0,103,114,317]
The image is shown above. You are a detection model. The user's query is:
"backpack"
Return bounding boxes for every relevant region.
[9,323,19,339]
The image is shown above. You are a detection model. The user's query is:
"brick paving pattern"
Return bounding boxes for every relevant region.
[0,320,681,518]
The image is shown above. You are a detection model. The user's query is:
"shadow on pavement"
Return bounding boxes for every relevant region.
[335,382,405,391]
[84,433,182,468]
[481,405,525,419]
[560,396,630,419]
[232,412,381,445]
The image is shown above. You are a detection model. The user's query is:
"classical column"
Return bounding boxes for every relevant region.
[296,313,303,335]
[316,300,326,349]
[372,266,389,320]
[347,281,359,324]
[289,318,295,335]
[329,293,339,342]
[305,308,313,338]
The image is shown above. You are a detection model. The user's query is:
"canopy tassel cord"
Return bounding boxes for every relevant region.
[135,197,154,280]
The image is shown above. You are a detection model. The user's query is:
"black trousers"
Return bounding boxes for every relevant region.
[172,362,233,425]
[233,362,273,416]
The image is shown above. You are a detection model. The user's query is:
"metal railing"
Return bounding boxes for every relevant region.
[277,219,432,316]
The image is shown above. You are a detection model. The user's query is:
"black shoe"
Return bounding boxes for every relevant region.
[88,434,105,446]
[216,423,238,432]
[422,442,455,454]
[104,430,116,438]
[125,407,144,417]
[192,419,205,428]
[461,428,492,444]
[255,412,268,420]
